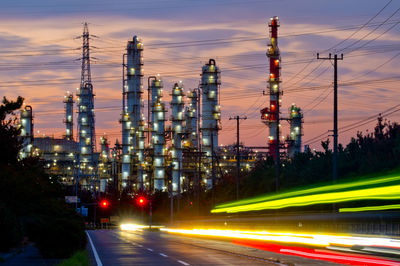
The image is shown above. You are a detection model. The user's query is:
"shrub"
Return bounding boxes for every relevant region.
[36,216,86,258]
[0,204,22,251]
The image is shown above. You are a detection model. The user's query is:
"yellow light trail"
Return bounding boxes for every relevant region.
[160,227,400,250]
[339,204,400,213]
[212,184,400,213]
[214,173,400,210]
[120,223,164,231]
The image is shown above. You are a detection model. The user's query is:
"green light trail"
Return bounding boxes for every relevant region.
[214,172,400,211]
[339,204,400,212]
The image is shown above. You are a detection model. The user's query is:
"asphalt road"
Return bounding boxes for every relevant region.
[86,229,340,266]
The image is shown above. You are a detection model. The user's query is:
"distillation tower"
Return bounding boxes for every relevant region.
[287,104,303,157]
[261,17,303,159]
[77,22,96,189]
[171,82,185,194]
[185,89,199,148]
[201,59,221,189]
[99,135,110,192]
[260,16,281,159]
[150,77,167,190]
[19,105,33,159]
[121,36,144,189]
[63,92,74,140]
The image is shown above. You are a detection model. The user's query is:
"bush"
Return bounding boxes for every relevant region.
[36,216,87,258]
[59,250,90,266]
[0,204,22,251]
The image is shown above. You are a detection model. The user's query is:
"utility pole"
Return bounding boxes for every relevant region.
[211,130,215,207]
[317,53,343,183]
[147,76,157,146]
[229,115,247,200]
[276,99,280,192]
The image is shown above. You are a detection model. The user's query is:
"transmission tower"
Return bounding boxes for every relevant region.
[81,22,92,85]
[77,22,97,191]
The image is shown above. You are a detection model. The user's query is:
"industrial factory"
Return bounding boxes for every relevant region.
[18,17,303,195]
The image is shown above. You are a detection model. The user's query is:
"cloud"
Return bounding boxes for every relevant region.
[0,1,399,149]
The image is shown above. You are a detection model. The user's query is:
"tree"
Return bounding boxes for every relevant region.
[0,96,24,165]
[0,97,86,257]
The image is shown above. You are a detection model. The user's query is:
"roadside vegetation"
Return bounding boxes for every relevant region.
[0,97,86,258]
[58,250,90,266]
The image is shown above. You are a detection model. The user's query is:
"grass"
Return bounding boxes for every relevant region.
[58,250,89,266]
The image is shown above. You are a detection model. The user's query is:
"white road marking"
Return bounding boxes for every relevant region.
[147,248,154,252]
[86,231,103,266]
[177,260,190,265]
[138,244,143,247]
[159,253,168,257]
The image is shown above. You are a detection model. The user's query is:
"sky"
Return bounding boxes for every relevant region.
[0,0,399,150]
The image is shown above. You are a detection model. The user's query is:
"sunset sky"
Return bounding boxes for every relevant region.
[0,0,399,150]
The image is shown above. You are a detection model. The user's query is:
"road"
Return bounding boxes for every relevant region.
[86,229,340,266]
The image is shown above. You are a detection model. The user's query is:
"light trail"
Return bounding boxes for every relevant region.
[120,223,164,231]
[339,204,400,213]
[233,240,400,266]
[212,184,400,213]
[161,227,400,250]
[212,172,400,213]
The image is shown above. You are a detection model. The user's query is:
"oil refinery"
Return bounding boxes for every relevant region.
[18,17,303,195]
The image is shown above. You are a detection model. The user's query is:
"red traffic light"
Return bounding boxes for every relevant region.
[137,196,146,206]
[100,200,109,208]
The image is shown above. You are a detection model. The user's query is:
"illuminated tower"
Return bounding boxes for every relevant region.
[121,36,144,189]
[201,59,221,189]
[185,89,199,148]
[261,16,281,159]
[287,104,303,158]
[171,82,185,194]
[150,76,163,132]
[77,22,96,189]
[63,91,74,140]
[100,135,110,163]
[19,105,33,159]
[150,77,166,191]
[137,117,145,189]
[99,135,110,192]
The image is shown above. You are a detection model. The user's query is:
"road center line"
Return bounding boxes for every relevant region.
[177,260,190,265]
[159,253,168,257]
[147,248,154,252]
[86,231,103,266]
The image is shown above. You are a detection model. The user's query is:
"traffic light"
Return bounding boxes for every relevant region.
[100,199,109,208]
[137,196,146,206]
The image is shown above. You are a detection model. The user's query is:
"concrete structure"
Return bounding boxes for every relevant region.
[201,59,221,189]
